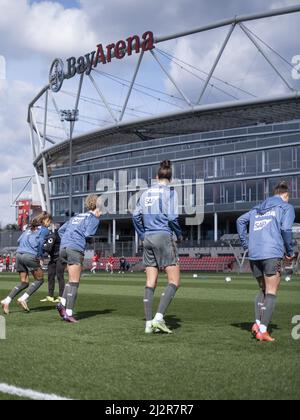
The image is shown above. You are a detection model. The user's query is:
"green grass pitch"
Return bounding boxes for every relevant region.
[0,272,299,400]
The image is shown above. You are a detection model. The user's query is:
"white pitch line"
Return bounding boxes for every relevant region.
[0,383,72,400]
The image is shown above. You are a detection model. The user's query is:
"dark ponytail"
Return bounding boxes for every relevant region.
[273,181,289,195]
[157,160,172,182]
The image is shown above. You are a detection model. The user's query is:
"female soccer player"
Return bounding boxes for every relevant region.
[56,194,102,323]
[133,160,183,334]
[237,181,295,342]
[1,212,52,315]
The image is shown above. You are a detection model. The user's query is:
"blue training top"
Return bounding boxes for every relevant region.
[237,196,295,260]
[17,226,49,258]
[133,183,183,241]
[59,212,100,253]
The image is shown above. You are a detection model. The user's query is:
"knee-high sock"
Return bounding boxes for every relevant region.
[66,283,79,316]
[144,287,155,322]
[261,294,277,331]
[255,290,265,324]
[61,283,71,307]
[8,283,29,300]
[25,280,44,297]
[157,283,178,317]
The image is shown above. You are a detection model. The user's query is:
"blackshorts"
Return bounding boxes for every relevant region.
[60,248,84,266]
[250,258,282,278]
[143,233,179,269]
[16,253,41,273]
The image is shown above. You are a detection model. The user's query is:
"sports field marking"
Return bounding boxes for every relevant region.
[0,383,72,400]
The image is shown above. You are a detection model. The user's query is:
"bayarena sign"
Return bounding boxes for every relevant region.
[49,31,155,93]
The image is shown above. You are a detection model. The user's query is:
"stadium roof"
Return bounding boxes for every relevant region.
[34,92,300,171]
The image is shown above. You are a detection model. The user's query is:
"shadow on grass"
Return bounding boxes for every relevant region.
[231,322,279,334]
[165,315,182,331]
[77,309,116,320]
[28,306,57,313]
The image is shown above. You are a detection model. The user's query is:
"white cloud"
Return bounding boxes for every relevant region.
[164,3,300,103]
[0,79,36,225]
[0,0,97,58]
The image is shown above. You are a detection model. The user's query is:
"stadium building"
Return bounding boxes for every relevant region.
[29,6,300,259]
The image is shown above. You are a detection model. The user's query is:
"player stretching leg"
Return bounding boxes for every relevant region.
[57,195,102,323]
[237,181,295,342]
[1,212,52,314]
[133,160,183,334]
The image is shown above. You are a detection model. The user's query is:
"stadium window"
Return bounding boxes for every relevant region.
[72,197,83,215]
[55,199,68,217]
[181,164,185,179]
[297,176,300,198]
[257,151,263,174]
[246,180,257,202]
[128,168,137,184]
[195,159,204,179]
[225,156,234,177]
[59,178,69,195]
[257,180,264,201]
[150,166,157,184]
[216,183,233,204]
[51,179,57,196]
[296,146,300,168]
[73,176,83,193]
[219,184,226,204]
[138,167,148,184]
[227,183,235,203]
[291,177,298,199]
[83,175,88,192]
[205,184,214,205]
[245,152,257,175]
[217,157,225,177]
[266,149,280,172]
[292,147,297,169]
[235,154,246,176]
[184,163,194,180]
[281,148,293,171]
[204,158,214,178]
[236,182,247,203]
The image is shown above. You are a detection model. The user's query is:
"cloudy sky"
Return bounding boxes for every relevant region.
[0,0,299,226]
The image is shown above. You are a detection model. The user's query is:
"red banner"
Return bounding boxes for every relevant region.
[17,200,31,230]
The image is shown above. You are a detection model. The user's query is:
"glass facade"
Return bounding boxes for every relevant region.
[49,121,300,237]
